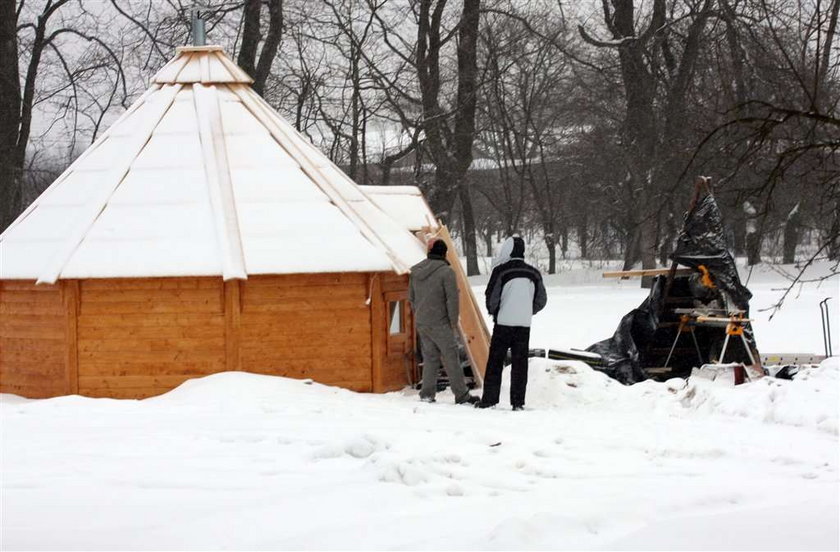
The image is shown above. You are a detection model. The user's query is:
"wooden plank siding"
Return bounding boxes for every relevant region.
[1,271,415,399]
[239,273,375,392]
[76,277,226,398]
[0,281,68,398]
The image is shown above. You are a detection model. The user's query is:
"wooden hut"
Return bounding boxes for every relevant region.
[0,46,428,399]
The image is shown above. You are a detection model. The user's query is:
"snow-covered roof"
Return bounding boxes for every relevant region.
[0,46,424,282]
[360,186,439,233]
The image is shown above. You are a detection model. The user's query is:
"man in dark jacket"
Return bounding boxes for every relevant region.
[409,239,479,405]
[476,236,547,410]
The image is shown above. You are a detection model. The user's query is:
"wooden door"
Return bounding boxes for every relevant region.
[381,289,415,391]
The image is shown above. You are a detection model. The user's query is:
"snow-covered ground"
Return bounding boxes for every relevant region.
[2,262,838,550]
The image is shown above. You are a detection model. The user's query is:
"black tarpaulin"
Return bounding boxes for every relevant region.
[585,278,664,384]
[671,194,752,310]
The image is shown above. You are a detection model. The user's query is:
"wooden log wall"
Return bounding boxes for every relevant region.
[0,281,68,398]
[1,271,412,399]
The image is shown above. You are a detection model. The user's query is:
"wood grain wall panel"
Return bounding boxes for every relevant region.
[379,359,411,391]
[239,273,374,391]
[83,387,173,399]
[0,281,67,398]
[380,273,409,293]
[2,271,407,399]
[246,273,368,287]
[76,278,226,397]
[81,278,221,290]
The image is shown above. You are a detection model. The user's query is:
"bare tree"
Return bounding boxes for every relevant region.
[415,0,482,274]
[477,5,573,273]
[579,0,715,272]
[1,0,129,233]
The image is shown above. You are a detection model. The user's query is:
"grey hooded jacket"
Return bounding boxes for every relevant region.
[408,255,459,328]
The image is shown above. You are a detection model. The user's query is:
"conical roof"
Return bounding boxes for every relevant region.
[0,46,424,283]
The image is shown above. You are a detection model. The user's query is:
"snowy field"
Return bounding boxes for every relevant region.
[1,262,838,550]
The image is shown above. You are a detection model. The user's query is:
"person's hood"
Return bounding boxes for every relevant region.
[492,236,525,268]
[411,257,448,281]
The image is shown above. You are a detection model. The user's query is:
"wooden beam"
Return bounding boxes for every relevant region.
[602,268,695,278]
[194,83,247,280]
[369,273,385,392]
[62,280,80,394]
[696,316,754,324]
[224,280,241,372]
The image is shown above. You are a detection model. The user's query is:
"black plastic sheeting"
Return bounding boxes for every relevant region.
[671,194,752,310]
[585,278,664,384]
[585,193,757,385]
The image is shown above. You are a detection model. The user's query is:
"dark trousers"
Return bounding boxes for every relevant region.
[481,324,530,407]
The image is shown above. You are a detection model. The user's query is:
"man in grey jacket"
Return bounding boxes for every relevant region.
[476,236,547,410]
[409,239,479,405]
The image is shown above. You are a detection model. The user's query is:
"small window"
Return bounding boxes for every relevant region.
[389,301,405,335]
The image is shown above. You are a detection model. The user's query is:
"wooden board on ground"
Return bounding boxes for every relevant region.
[602,268,695,278]
[418,225,491,386]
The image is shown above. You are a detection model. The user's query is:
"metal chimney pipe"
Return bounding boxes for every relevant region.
[191,8,206,46]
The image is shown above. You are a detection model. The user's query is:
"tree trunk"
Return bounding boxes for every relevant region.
[733,216,746,256]
[658,211,676,266]
[640,215,658,287]
[828,202,840,261]
[578,212,588,259]
[348,35,361,181]
[237,0,283,96]
[744,201,761,265]
[544,233,556,274]
[416,0,480,274]
[252,0,284,96]
[782,203,801,264]
[560,226,568,260]
[426,166,458,222]
[237,0,261,78]
[622,224,641,270]
[746,231,762,265]
[458,183,480,276]
[0,0,21,232]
